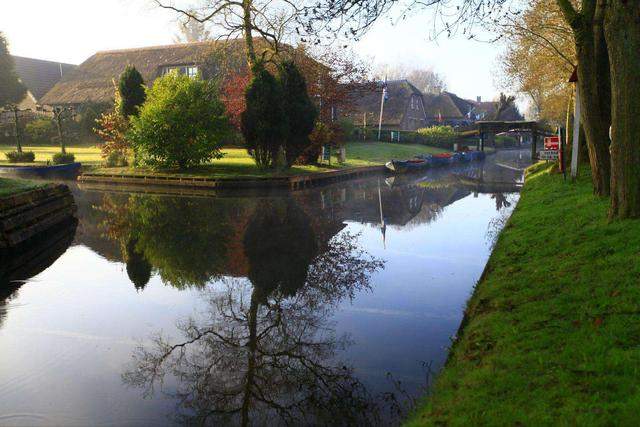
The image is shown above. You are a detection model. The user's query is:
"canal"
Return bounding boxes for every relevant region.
[0,151,528,426]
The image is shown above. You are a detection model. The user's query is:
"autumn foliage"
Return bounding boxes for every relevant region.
[221,73,251,130]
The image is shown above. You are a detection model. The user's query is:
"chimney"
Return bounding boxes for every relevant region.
[476,96,482,103]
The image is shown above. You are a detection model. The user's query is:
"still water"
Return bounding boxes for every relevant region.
[0,151,527,426]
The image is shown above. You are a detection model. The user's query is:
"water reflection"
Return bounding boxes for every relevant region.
[0,219,77,327]
[122,223,383,425]
[0,151,527,426]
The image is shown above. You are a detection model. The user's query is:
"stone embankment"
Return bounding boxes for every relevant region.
[0,184,77,248]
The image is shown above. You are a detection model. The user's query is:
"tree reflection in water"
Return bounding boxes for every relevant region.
[121,198,384,426]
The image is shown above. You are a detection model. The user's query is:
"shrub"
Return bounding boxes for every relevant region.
[105,151,128,167]
[416,125,457,145]
[25,118,56,144]
[118,65,146,118]
[303,122,333,164]
[241,67,287,169]
[52,152,75,164]
[338,118,356,141]
[95,109,130,158]
[5,151,35,163]
[129,73,231,169]
[495,134,518,148]
[78,104,104,141]
[278,61,317,167]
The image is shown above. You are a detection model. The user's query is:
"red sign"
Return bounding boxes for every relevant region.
[544,136,560,151]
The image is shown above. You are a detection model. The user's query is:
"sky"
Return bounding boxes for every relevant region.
[1,0,506,102]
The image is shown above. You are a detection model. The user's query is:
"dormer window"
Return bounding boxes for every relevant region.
[161,65,199,78]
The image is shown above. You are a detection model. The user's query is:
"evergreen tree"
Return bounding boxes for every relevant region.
[118,65,146,118]
[278,61,318,167]
[241,67,288,168]
[0,33,26,107]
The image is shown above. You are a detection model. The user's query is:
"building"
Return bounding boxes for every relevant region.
[346,81,524,132]
[345,80,429,132]
[11,56,77,110]
[40,41,244,107]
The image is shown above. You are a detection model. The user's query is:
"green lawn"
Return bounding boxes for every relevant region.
[0,145,103,165]
[0,177,42,197]
[345,141,446,166]
[0,141,445,178]
[407,163,640,425]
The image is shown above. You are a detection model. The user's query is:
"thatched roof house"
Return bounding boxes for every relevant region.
[422,92,466,124]
[345,80,429,131]
[11,56,77,110]
[40,41,245,107]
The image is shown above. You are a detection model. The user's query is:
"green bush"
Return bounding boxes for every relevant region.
[52,152,75,164]
[278,61,317,167]
[129,73,231,169]
[5,151,35,163]
[119,65,146,118]
[105,151,128,167]
[25,118,56,144]
[417,126,457,145]
[241,67,288,169]
[495,134,518,148]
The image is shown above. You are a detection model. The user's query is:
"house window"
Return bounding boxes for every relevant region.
[161,65,199,78]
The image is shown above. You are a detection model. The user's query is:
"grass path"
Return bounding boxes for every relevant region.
[406,163,640,425]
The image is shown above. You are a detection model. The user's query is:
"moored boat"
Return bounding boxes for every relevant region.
[431,153,453,166]
[385,150,485,174]
[385,158,430,174]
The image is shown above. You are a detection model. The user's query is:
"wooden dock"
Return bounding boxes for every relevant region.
[78,165,386,191]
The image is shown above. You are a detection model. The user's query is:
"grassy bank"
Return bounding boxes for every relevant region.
[2,142,444,178]
[0,177,42,197]
[407,163,640,425]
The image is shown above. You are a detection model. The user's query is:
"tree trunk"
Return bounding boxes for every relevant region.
[604,0,640,218]
[242,0,257,70]
[573,10,612,196]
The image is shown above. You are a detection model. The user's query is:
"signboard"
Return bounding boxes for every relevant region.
[322,145,331,161]
[539,150,559,160]
[544,136,560,151]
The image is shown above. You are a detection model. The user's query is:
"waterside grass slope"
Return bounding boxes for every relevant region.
[407,163,640,425]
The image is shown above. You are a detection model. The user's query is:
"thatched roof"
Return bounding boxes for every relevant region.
[40,41,244,106]
[422,92,464,119]
[12,56,77,101]
[347,79,423,127]
[443,91,475,117]
[474,101,523,121]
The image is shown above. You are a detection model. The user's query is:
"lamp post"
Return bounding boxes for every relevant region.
[569,67,580,180]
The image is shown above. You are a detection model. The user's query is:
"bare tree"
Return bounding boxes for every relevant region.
[373,64,446,94]
[122,220,384,426]
[154,0,304,68]
[173,10,212,42]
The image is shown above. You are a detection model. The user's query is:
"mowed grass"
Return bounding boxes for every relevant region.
[0,177,43,197]
[2,141,446,178]
[406,163,640,425]
[0,145,103,165]
[345,141,446,166]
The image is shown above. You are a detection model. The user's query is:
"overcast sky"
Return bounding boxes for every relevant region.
[1,0,505,101]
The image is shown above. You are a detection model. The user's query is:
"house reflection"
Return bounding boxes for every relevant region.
[71,156,519,291]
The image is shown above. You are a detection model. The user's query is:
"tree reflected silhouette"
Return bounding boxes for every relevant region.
[122,201,384,426]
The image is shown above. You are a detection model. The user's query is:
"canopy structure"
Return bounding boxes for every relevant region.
[475,120,541,158]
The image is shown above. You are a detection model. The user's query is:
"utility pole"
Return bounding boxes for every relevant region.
[377,77,387,141]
